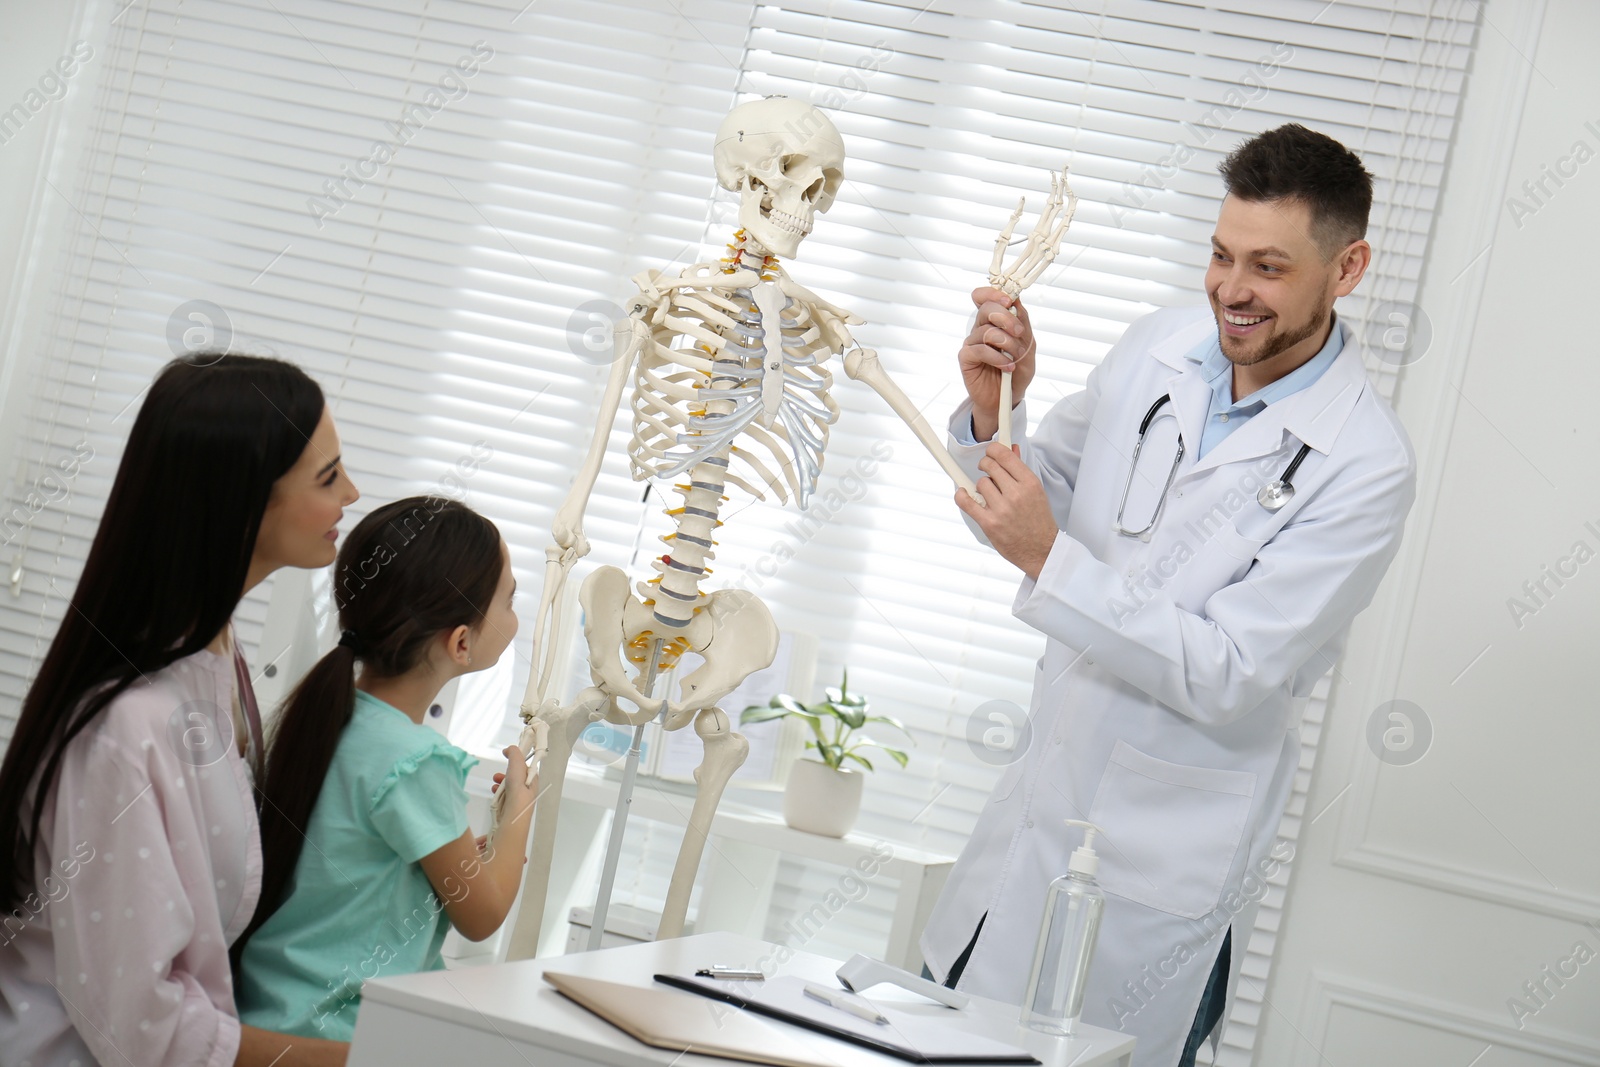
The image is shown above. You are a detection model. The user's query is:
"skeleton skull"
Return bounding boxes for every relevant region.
[713,97,845,259]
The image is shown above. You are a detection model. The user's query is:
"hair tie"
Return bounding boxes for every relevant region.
[338,629,360,651]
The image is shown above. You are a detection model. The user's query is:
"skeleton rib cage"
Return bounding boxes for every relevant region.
[627,256,841,512]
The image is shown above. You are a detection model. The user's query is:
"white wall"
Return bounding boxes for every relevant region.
[1256,0,1600,1063]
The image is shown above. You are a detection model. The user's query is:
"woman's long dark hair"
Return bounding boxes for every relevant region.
[233,497,504,964]
[0,353,325,909]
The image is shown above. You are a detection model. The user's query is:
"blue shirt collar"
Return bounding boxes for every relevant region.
[1198,310,1344,412]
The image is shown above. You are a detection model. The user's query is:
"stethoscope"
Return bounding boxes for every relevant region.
[1113,394,1313,540]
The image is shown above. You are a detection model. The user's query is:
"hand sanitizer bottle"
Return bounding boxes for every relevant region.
[1022,819,1105,1035]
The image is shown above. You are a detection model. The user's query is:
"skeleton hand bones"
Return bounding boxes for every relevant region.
[987,163,1078,447]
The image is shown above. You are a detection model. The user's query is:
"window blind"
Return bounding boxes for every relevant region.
[0,2,1477,1062]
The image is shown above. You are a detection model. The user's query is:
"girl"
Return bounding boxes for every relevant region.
[234,496,536,1040]
[0,353,358,1066]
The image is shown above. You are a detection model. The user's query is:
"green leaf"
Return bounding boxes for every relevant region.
[842,751,874,772]
[740,703,792,725]
[774,694,806,716]
[865,714,912,738]
[833,702,866,730]
[804,741,841,769]
[818,743,847,770]
[853,737,911,768]
[824,686,844,705]
[805,698,841,721]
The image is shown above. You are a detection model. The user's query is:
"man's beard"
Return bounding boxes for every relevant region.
[1217,300,1332,368]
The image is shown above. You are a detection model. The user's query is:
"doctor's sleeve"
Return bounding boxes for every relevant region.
[1012,455,1416,727]
[947,350,1107,547]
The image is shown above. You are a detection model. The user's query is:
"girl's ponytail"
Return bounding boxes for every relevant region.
[232,642,359,966]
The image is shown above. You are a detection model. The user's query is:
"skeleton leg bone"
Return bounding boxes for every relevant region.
[502,688,610,960]
[658,706,749,939]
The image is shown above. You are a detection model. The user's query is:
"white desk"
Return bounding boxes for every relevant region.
[350,932,1134,1067]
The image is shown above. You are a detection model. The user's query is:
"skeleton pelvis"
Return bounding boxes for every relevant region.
[578,565,779,732]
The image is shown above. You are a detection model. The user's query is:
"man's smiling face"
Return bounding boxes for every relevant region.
[1205,195,1351,372]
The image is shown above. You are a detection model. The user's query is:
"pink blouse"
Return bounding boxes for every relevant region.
[0,644,263,1067]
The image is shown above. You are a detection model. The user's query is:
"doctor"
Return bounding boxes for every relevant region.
[921,124,1417,1067]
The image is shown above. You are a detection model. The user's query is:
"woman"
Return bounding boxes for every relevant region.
[0,353,356,1066]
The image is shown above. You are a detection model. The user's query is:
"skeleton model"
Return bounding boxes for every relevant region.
[489,97,1077,959]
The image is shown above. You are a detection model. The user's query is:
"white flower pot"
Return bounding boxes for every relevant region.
[783,758,864,837]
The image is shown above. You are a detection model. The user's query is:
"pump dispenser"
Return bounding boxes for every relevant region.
[1022,819,1106,1034]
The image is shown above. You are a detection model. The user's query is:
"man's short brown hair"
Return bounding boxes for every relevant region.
[1219,123,1374,261]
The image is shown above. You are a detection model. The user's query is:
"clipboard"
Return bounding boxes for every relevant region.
[653,973,1040,1065]
[545,971,842,1067]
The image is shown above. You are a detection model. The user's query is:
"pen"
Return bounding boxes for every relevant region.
[803,981,888,1025]
[696,965,766,980]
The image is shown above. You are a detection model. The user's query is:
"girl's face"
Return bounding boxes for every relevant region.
[256,407,361,573]
[469,541,519,669]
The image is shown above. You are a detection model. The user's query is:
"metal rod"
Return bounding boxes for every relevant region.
[586,635,664,951]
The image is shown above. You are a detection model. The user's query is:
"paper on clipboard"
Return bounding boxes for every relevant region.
[653,973,1040,1065]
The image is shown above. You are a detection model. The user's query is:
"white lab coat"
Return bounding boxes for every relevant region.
[921,305,1416,1067]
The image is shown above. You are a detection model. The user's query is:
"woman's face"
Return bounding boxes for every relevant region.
[255,407,360,574]
[470,540,519,669]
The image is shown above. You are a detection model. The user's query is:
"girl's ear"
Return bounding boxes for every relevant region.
[445,623,474,668]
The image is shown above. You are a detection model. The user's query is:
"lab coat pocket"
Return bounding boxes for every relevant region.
[1205,520,1268,565]
[1086,741,1256,920]
[1174,522,1268,608]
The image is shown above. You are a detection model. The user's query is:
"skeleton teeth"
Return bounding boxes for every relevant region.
[763,206,811,235]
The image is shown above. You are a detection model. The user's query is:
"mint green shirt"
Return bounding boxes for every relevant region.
[236,690,477,1039]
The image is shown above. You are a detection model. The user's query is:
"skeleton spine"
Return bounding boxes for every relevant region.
[650,232,779,629]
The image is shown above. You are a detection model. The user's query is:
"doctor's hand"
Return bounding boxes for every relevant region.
[957,442,1059,580]
[961,287,1037,442]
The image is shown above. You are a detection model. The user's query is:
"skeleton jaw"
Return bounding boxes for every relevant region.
[739,177,813,258]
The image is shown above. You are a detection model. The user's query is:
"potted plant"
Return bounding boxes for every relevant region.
[741,670,911,837]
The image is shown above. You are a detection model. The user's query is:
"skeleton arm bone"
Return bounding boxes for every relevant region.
[522,307,649,713]
[485,718,548,851]
[780,276,986,506]
[844,348,985,507]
